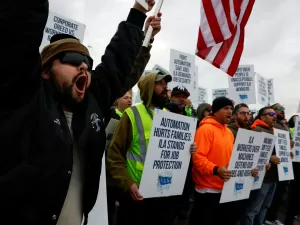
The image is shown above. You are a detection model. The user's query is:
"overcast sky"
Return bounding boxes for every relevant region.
[49,0,300,118]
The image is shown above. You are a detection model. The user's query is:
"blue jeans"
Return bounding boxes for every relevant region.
[240,182,276,225]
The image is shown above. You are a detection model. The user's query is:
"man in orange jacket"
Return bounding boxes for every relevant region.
[189,97,237,225]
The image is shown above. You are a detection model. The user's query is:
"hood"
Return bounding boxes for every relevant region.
[251,119,271,130]
[196,103,211,122]
[200,116,227,129]
[138,72,158,108]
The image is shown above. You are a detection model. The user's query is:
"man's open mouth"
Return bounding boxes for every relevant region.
[75,74,87,94]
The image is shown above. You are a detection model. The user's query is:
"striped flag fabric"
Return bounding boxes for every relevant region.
[196,0,255,76]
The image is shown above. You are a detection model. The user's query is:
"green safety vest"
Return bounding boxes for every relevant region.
[290,128,295,139]
[125,103,153,184]
[115,109,123,118]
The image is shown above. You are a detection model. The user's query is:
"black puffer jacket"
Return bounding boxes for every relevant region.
[0,1,147,224]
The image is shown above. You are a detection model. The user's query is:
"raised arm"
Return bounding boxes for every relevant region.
[90,1,160,114]
[0,0,49,111]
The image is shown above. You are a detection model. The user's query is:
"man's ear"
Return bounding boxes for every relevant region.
[233,114,238,120]
[41,71,50,80]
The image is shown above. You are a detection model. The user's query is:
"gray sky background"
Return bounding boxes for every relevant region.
[49,0,300,118]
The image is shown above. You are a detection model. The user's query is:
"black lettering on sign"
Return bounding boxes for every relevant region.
[248,136,254,144]
[280,157,289,163]
[170,151,180,160]
[160,150,170,159]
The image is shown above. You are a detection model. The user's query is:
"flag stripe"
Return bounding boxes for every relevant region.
[212,0,231,40]
[199,0,215,48]
[197,46,213,59]
[221,0,235,31]
[212,27,237,68]
[227,0,255,75]
[203,0,225,44]
[196,0,255,77]
[206,43,223,65]
[220,0,249,71]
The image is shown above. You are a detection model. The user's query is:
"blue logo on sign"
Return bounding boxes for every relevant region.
[254,176,259,183]
[234,179,244,196]
[239,94,248,100]
[296,150,300,156]
[283,166,288,175]
[157,172,172,193]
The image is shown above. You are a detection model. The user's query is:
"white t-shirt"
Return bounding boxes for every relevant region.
[57,111,85,225]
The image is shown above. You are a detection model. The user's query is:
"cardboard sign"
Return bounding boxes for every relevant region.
[228,65,256,104]
[139,110,197,198]
[267,79,275,104]
[40,11,86,51]
[256,73,268,106]
[212,88,229,100]
[292,116,300,162]
[252,133,276,190]
[220,129,265,203]
[169,49,197,104]
[274,129,294,181]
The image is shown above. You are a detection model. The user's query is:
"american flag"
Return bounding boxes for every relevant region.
[196,0,255,76]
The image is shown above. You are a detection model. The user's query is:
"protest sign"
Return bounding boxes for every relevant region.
[228,65,256,104]
[267,79,275,104]
[256,73,268,106]
[212,88,229,100]
[40,11,86,51]
[197,87,208,105]
[192,66,199,107]
[252,133,276,190]
[89,156,108,225]
[292,117,300,162]
[274,129,294,181]
[105,119,119,151]
[220,129,263,203]
[169,49,197,104]
[139,110,197,198]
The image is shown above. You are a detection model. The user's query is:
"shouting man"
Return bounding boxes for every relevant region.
[0,1,162,225]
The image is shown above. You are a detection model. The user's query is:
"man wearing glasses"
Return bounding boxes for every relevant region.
[240,107,276,225]
[228,103,251,139]
[265,104,293,225]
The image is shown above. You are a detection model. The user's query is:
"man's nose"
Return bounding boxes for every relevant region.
[78,62,88,71]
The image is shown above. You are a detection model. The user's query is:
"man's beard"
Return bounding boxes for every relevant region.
[48,70,84,110]
[237,118,249,128]
[277,114,285,120]
[152,92,167,109]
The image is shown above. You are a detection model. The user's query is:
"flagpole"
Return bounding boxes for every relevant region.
[143,0,164,47]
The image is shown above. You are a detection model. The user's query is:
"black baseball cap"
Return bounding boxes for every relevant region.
[171,85,190,97]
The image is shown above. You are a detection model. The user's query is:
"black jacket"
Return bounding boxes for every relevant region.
[0,1,146,224]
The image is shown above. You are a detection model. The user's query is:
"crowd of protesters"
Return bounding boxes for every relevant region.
[1,1,300,225]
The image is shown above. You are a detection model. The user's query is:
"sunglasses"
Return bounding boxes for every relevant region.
[274,107,285,111]
[59,52,93,71]
[263,112,277,117]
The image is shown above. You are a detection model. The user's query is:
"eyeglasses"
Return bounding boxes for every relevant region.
[263,112,277,117]
[238,112,250,116]
[59,52,93,71]
[274,107,285,111]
